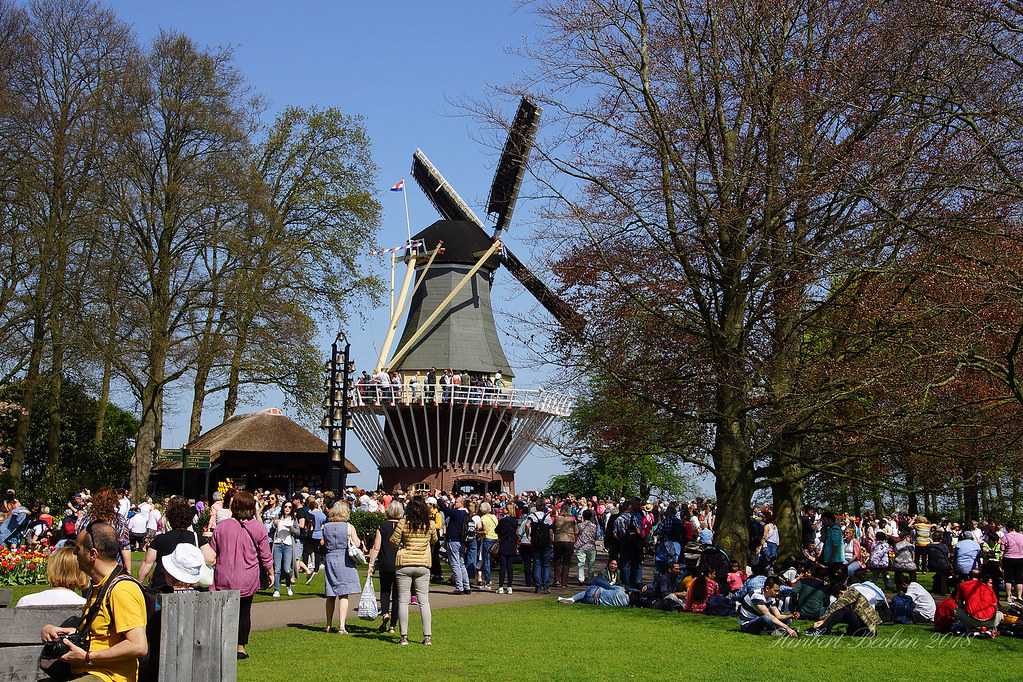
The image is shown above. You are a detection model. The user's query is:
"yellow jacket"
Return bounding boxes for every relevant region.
[390,519,437,568]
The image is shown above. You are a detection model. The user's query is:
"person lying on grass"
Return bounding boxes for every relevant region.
[736,576,797,637]
[558,576,630,607]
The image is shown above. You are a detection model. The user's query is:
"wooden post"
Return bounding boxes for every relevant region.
[386,240,501,372]
[375,254,418,373]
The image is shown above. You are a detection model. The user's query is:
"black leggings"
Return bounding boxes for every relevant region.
[238,595,253,646]
[499,553,514,587]
[379,570,399,622]
[821,603,871,636]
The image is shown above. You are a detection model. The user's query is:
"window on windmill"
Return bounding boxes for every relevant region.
[464,431,479,447]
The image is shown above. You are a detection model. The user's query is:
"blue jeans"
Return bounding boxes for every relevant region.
[466,538,478,580]
[273,542,293,591]
[448,540,470,590]
[533,546,553,589]
[621,552,643,588]
[741,614,781,635]
[481,539,497,582]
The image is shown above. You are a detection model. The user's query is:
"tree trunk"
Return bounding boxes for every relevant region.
[906,469,918,516]
[963,473,980,523]
[45,309,66,477]
[712,410,753,566]
[223,322,250,420]
[94,303,118,445]
[1012,475,1020,518]
[770,437,804,561]
[130,328,168,499]
[923,491,931,518]
[10,304,47,482]
[770,464,804,562]
[188,360,211,442]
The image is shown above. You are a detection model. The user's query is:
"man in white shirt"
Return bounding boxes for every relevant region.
[127,508,149,551]
[897,574,936,623]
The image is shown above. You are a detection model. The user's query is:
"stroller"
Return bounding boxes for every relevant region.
[683,542,731,587]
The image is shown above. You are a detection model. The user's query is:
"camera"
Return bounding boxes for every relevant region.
[41,631,88,660]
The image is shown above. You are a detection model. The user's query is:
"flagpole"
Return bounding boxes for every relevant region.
[401,178,412,242]
[389,252,396,320]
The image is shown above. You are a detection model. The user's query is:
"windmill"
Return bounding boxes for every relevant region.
[348,98,579,494]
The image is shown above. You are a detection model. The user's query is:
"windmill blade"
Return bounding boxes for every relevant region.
[486,97,541,239]
[410,146,584,333]
[500,247,585,332]
[411,148,484,226]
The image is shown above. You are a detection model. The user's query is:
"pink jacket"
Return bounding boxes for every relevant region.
[210,517,272,597]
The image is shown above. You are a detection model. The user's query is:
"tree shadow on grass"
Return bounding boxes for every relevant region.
[285,622,398,642]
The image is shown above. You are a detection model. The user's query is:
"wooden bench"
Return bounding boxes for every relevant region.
[0,604,80,681]
[0,590,239,682]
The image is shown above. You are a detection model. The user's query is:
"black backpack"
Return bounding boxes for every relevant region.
[530,514,551,549]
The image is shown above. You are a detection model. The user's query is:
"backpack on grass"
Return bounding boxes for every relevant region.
[891,593,915,625]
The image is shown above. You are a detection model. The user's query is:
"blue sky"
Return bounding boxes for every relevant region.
[104,0,569,489]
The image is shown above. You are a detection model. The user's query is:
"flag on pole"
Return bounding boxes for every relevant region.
[390,179,405,192]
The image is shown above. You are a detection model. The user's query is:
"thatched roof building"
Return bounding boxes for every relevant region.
[153,408,357,495]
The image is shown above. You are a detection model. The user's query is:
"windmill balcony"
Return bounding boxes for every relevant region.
[351,382,572,416]
[346,381,572,493]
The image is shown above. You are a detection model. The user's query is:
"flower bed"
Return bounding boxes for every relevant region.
[0,546,48,586]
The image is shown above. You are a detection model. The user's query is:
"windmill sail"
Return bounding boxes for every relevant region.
[411,149,484,226]
[486,97,541,238]
[410,148,585,334]
[500,248,584,332]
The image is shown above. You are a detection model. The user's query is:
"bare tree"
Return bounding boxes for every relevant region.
[514,0,1006,561]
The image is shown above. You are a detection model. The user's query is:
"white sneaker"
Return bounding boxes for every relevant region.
[557,596,574,604]
[498,587,506,594]
[272,590,280,598]
[507,587,513,594]
[287,586,293,596]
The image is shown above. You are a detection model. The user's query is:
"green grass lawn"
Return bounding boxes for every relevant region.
[240,599,1023,682]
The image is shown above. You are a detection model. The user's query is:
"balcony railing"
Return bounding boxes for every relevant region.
[348,382,572,417]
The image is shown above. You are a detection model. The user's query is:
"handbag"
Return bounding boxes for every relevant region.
[347,522,367,565]
[357,579,379,619]
[240,519,272,590]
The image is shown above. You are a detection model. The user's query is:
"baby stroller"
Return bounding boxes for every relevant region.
[683,542,731,587]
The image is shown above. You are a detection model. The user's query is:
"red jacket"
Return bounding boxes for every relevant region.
[955,579,998,621]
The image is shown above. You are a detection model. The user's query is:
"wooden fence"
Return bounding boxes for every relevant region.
[0,589,239,682]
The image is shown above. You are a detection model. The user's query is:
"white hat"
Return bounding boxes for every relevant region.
[161,543,213,587]
[425,496,437,505]
[781,568,798,583]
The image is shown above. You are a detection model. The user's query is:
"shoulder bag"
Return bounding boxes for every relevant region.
[347,522,367,565]
[240,519,272,589]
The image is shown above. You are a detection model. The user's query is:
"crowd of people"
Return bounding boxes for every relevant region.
[356,367,508,405]
[2,482,1021,680]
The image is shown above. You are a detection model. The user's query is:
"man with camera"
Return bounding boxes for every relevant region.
[41,522,148,682]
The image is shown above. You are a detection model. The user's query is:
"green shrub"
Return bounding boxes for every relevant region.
[350,511,385,542]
